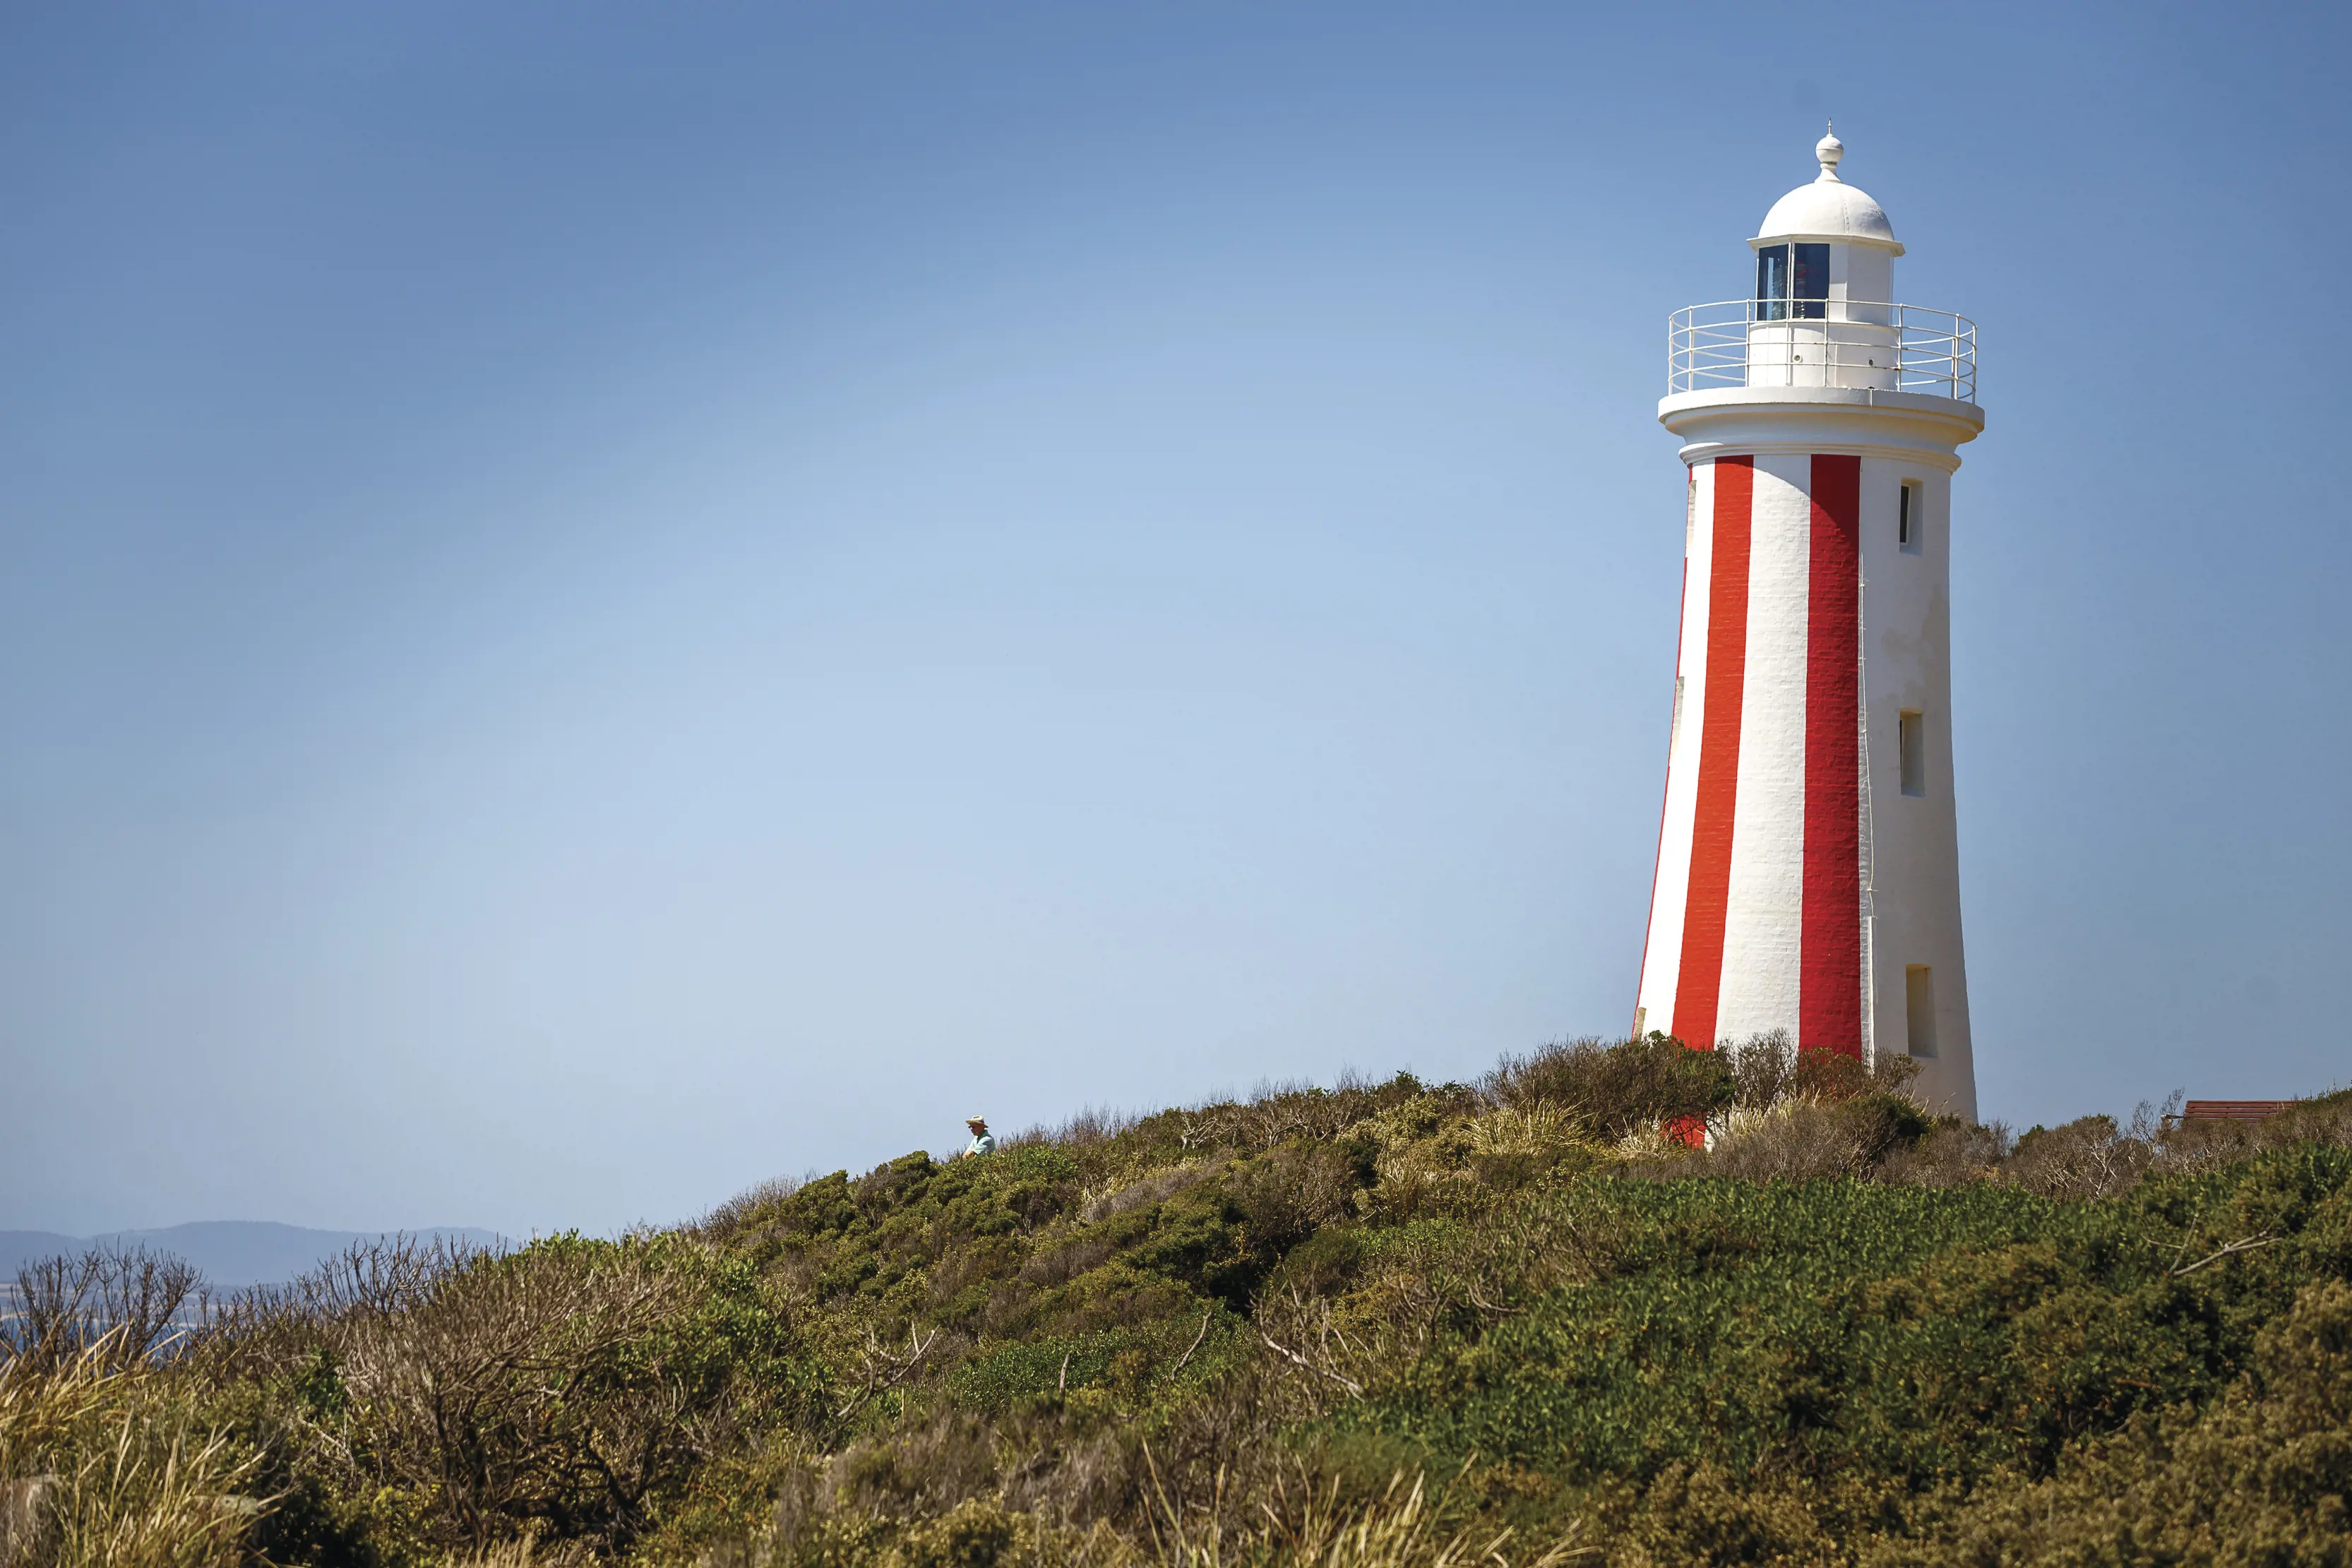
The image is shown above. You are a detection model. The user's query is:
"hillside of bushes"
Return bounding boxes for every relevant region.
[5,1034,2350,1567]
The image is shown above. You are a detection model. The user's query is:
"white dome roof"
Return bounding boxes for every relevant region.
[1753,129,1903,255]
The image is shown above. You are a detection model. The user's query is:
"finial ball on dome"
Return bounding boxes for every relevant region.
[1815,121,1844,183]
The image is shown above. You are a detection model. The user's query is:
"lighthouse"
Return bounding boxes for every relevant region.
[1632,129,1981,1118]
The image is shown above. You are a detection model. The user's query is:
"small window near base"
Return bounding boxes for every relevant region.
[1899,481,1924,554]
[1905,966,1938,1057]
[1899,710,1927,796]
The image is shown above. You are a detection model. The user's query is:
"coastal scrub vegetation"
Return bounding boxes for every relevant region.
[5,1033,2351,1566]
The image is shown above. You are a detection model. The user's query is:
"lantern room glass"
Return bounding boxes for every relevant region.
[1754,243,1829,321]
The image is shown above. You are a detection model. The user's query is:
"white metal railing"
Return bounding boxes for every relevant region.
[1668,300,1976,402]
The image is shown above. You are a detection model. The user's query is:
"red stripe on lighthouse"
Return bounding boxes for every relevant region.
[1671,457,1753,1051]
[1801,454,1863,1055]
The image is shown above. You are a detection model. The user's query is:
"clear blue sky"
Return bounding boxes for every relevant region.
[4,3,2345,1237]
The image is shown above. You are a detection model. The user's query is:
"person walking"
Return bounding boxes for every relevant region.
[961,1116,996,1159]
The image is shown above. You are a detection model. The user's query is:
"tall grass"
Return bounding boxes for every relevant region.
[0,1336,262,1568]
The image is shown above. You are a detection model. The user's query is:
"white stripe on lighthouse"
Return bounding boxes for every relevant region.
[1715,453,1812,1043]
[1635,461,1717,1031]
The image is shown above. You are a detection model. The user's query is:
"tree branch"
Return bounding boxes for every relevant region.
[1259,1332,1362,1396]
[1171,1312,1211,1373]
[2171,1233,2275,1278]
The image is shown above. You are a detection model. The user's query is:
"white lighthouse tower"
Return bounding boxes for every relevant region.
[1632,128,1982,1118]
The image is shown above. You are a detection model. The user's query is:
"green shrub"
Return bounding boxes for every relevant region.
[1880,1277,2352,1564]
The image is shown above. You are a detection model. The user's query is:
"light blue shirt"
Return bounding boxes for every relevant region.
[964,1132,996,1157]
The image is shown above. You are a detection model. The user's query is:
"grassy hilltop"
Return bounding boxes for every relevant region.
[6,1036,2351,1567]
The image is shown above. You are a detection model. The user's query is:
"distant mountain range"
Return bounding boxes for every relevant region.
[0,1221,508,1289]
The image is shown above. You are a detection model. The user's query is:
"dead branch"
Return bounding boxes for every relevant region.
[1171,1311,1212,1373]
[1258,1332,1362,1397]
[834,1323,942,1420]
[2171,1233,2276,1277]
[1464,1282,1523,1318]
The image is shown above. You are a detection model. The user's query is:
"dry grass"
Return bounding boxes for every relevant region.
[1466,1103,1583,1159]
[704,1459,1596,1568]
[1152,1461,1597,1568]
[436,1538,595,1567]
[0,1337,264,1568]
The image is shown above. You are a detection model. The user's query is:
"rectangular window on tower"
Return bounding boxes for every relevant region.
[1899,710,1927,796]
[1905,966,1938,1057]
[1899,481,1924,554]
